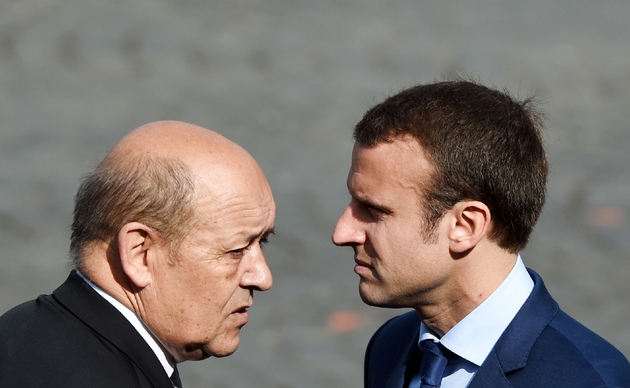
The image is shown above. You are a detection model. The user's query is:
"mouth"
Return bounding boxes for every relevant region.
[232,304,251,314]
[354,257,373,275]
[231,305,251,326]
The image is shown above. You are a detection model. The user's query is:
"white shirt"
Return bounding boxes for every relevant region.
[77,271,176,378]
[415,255,534,388]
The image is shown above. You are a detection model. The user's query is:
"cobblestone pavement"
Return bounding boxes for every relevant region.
[1,1,629,387]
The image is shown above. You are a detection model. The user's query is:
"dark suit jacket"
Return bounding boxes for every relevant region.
[365,269,630,388]
[0,271,174,388]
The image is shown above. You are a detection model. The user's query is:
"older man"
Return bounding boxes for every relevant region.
[0,121,275,387]
[332,81,630,387]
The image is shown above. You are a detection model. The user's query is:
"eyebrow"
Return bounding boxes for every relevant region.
[241,227,275,246]
[352,193,393,215]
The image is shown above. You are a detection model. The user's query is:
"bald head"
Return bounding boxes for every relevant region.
[70,120,272,273]
[102,121,250,168]
[69,121,275,361]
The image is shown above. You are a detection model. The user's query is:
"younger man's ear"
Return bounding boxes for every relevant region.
[447,201,491,253]
[118,222,155,289]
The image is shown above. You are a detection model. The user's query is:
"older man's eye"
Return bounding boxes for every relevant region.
[228,247,246,258]
[259,237,269,250]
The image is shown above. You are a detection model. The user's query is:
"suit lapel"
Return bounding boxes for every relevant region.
[53,271,173,388]
[467,351,513,388]
[468,269,559,387]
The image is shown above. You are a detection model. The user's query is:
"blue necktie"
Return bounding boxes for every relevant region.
[418,340,448,388]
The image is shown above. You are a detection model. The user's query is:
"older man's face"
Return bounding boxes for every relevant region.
[142,169,275,361]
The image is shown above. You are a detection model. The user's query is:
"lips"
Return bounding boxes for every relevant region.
[231,306,250,327]
[232,304,251,314]
[354,257,373,277]
[354,257,373,269]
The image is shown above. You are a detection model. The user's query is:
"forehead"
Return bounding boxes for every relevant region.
[193,167,275,240]
[348,138,432,200]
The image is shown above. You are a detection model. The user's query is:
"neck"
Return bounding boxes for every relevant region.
[416,246,517,337]
[80,242,143,314]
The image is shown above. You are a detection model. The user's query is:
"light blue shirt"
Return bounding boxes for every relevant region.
[413,255,534,388]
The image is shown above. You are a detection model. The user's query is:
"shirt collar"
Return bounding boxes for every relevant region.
[76,271,176,377]
[419,255,533,366]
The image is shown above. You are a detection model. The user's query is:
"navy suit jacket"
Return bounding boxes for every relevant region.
[0,271,174,387]
[364,270,630,388]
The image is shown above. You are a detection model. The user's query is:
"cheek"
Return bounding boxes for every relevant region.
[190,274,243,320]
[174,260,251,331]
[366,222,405,256]
[370,225,431,276]
[168,292,228,346]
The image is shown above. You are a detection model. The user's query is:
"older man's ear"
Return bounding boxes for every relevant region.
[118,222,155,289]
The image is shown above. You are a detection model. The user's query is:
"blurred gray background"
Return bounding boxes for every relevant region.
[1,1,629,387]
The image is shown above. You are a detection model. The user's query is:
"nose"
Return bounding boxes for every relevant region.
[332,204,365,246]
[241,248,273,291]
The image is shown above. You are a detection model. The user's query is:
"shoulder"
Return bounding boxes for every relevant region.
[543,310,630,385]
[0,294,59,343]
[481,269,630,387]
[365,311,420,387]
[506,305,630,387]
[0,291,153,387]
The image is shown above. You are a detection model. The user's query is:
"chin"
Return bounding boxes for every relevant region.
[206,338,241,358]
[209,347,239,358]
[180,339,239,361]
[359,288,381,307]
[359,284,395,308]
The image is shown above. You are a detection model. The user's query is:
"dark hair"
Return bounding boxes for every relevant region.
[354,80,548,252]
[70,156,197,271]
